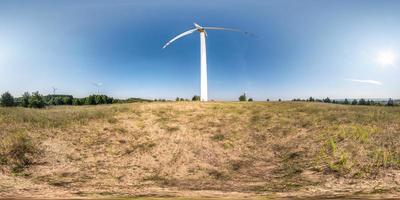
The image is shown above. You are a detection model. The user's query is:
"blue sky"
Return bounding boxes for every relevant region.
[0,0,399,100]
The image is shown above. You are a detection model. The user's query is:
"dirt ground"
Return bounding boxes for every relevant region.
[0,102,399,198]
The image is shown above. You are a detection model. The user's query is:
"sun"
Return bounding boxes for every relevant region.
[377,50,396,66]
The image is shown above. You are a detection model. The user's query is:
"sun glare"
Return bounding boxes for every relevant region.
[377,50,396,66]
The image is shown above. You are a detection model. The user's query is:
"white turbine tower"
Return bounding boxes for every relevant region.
[163,23,245,102]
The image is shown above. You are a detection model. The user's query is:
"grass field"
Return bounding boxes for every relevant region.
[0,102,399,198]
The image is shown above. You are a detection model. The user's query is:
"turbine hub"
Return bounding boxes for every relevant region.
[194,23,205,32]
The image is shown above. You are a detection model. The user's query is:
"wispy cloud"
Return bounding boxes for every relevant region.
[346,79,383,85]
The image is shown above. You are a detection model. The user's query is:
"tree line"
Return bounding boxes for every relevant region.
[292,97,398,106]
[1,91,398,108]
[0,91,151,108]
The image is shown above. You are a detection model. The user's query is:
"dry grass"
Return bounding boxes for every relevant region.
[0,102,399,198]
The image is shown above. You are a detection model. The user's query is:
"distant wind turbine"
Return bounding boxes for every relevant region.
[93,82,103,94]
[163,23,248,102]
[52,87,57,95]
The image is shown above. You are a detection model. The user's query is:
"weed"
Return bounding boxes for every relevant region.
[0,131,40,172]
[210,133,225,141]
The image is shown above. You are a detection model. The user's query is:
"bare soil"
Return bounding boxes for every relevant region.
[0,102,399,199]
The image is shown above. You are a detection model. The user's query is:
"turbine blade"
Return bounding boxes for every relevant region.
[163,29,197,49]
[203,26,254,36]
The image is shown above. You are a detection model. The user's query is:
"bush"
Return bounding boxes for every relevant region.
[239,93,247,101]
[248,98,253,102]
[1,92,15,107]
[343,99,349,105]
[0,132,39,172]
[29,92,46,108]
[352,99,358,105]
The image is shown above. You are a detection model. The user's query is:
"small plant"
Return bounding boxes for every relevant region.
[0,132,39,172]
[210,133,225,141]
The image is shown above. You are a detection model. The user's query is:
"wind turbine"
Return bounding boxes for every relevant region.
[93,82,103,94]
[52,87,57,95]
[163,23,246,102]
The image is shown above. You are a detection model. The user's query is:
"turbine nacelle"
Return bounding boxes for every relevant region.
[194,23,205,32]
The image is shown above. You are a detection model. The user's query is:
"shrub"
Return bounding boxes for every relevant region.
[29,92,46,108]
[0,132,39,172]
[239,93,247,101]
[248,98,253,102]
[352,99,358,105]
[1,92,15,107]
[343,99,349,105]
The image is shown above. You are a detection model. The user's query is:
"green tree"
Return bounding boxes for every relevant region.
[29,92,45,108]
[85,95,96,105]
[248,98,253,102]
[387,98,394,106]
[343,98,349,105]
[54,97,64,105]
[72,98,82,106]
[0,92,15,107]
[95,95,105,104]
[308,97,315,102]
[192,95,200,101]
[323,97,331,103]
[175,97,180,101]
[20,92,31,107]
[63,96,73,105]
[352,99,358,105]
[358,98,366,105]
[239,93,247,101]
